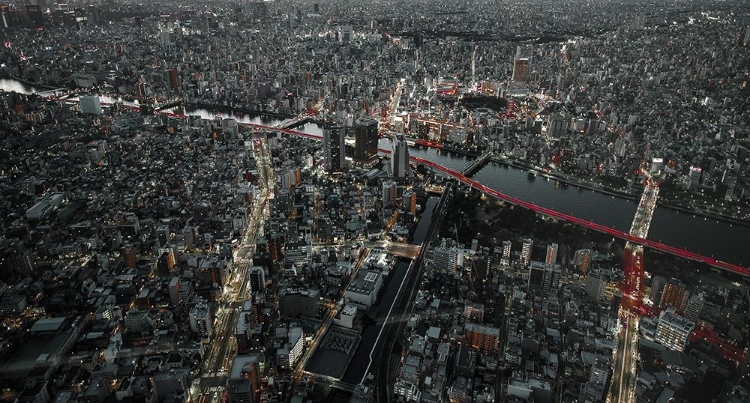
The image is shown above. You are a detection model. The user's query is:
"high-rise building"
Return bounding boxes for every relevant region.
[433,240,458,271]
[528,261,561,292]
[689,166,702,190]
[649,275,667,306]
[545,243,558,265]
[548,115,569,137]
[512,58,529,82]
[659,278,689,312]
[501,240,512,265]
[121,244,136,268]
[655,309,694,352]
[465,323,500,353]
[584,271,607,300]
[464,302,484,322]
[684,294,705,322]
[573,249,592,275]
[323,123,345,172]
[189,299,213,338]
[391,133,409,181]
[520,238,533,267]
[249,266,265,294]
[354,117,379,163]
[168,277,181,306]
[166,69,180,96]
[382,180,397,207]
[197,258,228,287]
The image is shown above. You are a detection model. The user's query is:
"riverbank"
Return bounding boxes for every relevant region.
[489,155,750,228]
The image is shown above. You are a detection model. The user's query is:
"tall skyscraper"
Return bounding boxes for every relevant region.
[520,238,533,267]
[354,117,379,163]
[689,166,702,190]
[528,261,561,292]
[512,45,532,82]
[573,249,592,275]
[659,278,689,312]
[323,123,345,172]
[545,243,558,265]
[250,266,266,294]
[391,133,409,181]
[121,244,136,268]
[166,69,180,96]
[512,58,529,82]
[501,240,512,265]
[382,180,397,207]
[189,299,213,338]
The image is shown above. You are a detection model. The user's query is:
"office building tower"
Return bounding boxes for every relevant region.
[80,95,102,115]
[323,123,345,172]
[528,261,561,292]
[183,227,198,249]
[197,258,228,287]
[465,323,500,354]
[279,288,321,318]
[573,249,592,275]
[189,299,213,338]
[166,69,180,96]
[689,166,702,190]
[655,309,694,352]
[178,279,194,305]
[340,25,353,42]
[433,241,458,271]
[464,302,485,322]
[354,117,379,163]
[584,271,607,300]
[684,294,705,322]
[0,241,36,278]
[121,244,136,268]
[548,115,569,137]
[391,133,409,181]
[649,275,667,306]
[512,58,529,82]
[382,180,397,207]
[168,277,181,306]
[159,30,171,48]
[659,278,689,312]
[520,238,533,267]
[545,243,558,265]
[249,266,265,294]
[403,190,417,214]
[501,240,512,265]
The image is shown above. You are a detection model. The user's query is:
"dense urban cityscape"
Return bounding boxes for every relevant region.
[0,0,750,403]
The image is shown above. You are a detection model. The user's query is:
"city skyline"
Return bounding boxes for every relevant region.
[0,1,749,403]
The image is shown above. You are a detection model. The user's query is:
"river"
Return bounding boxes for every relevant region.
[371,137,749,267]
[2,77,745,267]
